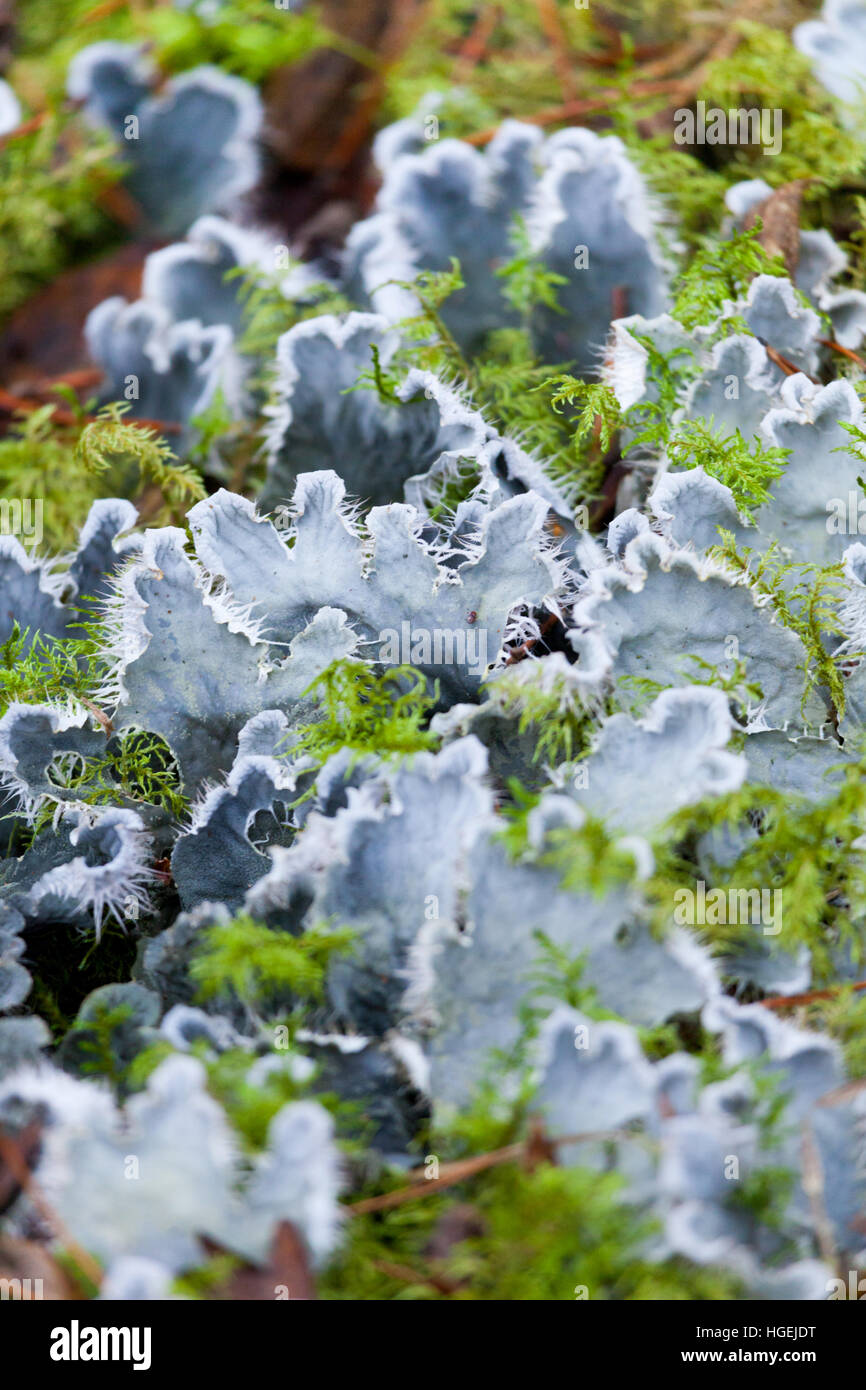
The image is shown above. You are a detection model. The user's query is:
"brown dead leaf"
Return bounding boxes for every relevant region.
[0,1235,78,1300]
[204,1221,316,1301]
[523,1117,558,1171]
[0,241,152,387]
[264,0,427,173]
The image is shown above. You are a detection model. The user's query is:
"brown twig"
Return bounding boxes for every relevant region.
[345,1128,631,1215]
[0,1132,103,1288]
[27,368,105,394]
[582,23,720,78]
[370,1258,463,1294]
[0,111,51,147]
[79,0,130,23]
[0,386,182,436]
[453,6,502,81]
[464,0,759,145]
[582,40,665,70]
[762,343,813,380]
[533,0,576,102]
[463,80,680,145]
[761,979,866,1010]
[634,34,710,81]
[820,337,866,371]
[1,107,141,234]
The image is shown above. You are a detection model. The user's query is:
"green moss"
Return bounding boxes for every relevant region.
[672,223,788,332]
[11,0,138,103]
[231,262,353,370]
[0,624,103,713]
[802,987,866,1077]
[700,21,864,191]
[0,114,120,322]
[322,1080,744,1301]
[0,401,204,552]
[498,784,644,898]
[653,753,866,980]
[190,912,355,1019]
[667,421,789,522]
[709,533,846,718]
[143,0,329,82]
[288,659,440,786]
[24,729,189,834]
[483,660,603,766]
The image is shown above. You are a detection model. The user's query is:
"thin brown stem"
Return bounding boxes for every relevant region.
[463,81,677,145]
[0,1132,103,1288]
[534,0,577,102]
[820,337,866,371]
[345,1128,632,1215]
[453,6,502,81]
[763,343,815,380]
[0,387,182,435]
[370,1258,464,1293]
[464,0,760,145]
[0,111,51,146]
[761,979,866,1010]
